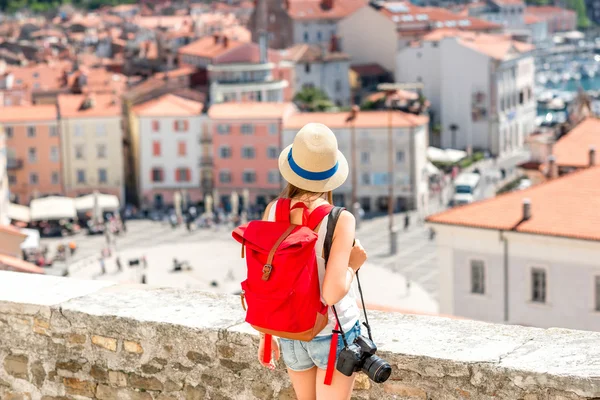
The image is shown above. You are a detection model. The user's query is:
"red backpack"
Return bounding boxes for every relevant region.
[232,199,333,360]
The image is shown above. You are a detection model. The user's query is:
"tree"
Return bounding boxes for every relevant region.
[293,87,334,112]
[565,0,590,29]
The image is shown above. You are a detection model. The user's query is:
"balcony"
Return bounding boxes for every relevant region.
[199,133,211,144]
[199,156,213,167]
[6,158,23,170]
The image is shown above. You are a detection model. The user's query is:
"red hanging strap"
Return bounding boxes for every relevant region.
[275,198,291,222]
[263,333,272,364]
[307,204,334,231]
[324,321,339,385]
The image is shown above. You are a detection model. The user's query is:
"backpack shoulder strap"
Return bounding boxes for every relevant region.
[307,204,334,231]
[275,198,291,222]
[323,206,344,265]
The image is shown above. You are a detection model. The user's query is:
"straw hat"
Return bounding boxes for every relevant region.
[278,123,348,193]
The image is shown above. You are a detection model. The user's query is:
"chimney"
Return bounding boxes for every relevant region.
[589,146,596,167]
[522,198,531,221]
[329,34,339,52]
[223,36,229,48]
[213,34,219,44]
[321,0,334,10]
[547,155,558,179]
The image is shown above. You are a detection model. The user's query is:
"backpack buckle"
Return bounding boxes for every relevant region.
[261,264,273,281]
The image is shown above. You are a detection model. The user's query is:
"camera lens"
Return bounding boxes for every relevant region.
[362,355,392,383]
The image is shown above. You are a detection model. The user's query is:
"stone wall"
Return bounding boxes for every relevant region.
[1,271,600,400]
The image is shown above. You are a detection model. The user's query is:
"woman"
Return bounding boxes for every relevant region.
[258,122,368,400]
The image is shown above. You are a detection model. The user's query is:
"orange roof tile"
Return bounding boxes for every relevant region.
[178,35,244,59]
[492,0,524,5]
[133,94,203,117]
[209,102,296,119]
[0,253,44,274]
[524,14,543,24]
[0,105,57,123]
[427,165,600,241]
[153,67,196,80]
[552,118,600,168]
[287,0,366,20]
[220,25,252,43]
[284,110,428,129]
[527,5,576,15]
[57,93,120,118]
[9,62,71,91]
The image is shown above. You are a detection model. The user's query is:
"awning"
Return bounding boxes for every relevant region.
[74,193,120,212]
[20,228,40,250]
[8,203,31,223]
[0,254,44,274]
[30,196,77,221]
[426,162,442,176]
[427,147,467,164]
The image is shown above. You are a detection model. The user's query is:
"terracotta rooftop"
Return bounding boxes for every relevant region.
[9,61,71,91]
[57,93,120,118]
[287,0,366,21]
[524,14,544,24]
[133,94,203,117]
[178,35,244,59]
[552,118,600,168]
[0,104,57,123]
[282,44,350,63]
[284,110,428,129]
[350,63,389,76]
[208,102,296,119]
[427,165,600,242]
[527,5,576,14]
[491,0,524,5]
[133,16,193,30]
[153,67,196,80]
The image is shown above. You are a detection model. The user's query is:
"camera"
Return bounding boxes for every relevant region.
[336,335,392,383]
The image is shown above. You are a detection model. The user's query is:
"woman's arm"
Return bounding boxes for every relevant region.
[322,211,367,306]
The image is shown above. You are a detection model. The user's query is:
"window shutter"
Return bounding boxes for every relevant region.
[175,169,180,182]
[173,121,178,131]
[184,120,189,131]
[151,170,154,182]
[160,169,164,182]
[153,120,159,131]
[186,168,191,181]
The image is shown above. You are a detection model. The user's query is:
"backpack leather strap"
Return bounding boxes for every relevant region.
[263,224,296,281]
[275,198,291,222]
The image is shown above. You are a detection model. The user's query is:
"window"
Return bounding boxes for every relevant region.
[98,168,107,184]
[51,172,59,185]
[303,32,309,42]
[74,125,83,137]
[361,173,371,185]
[335,80,342,93]
[242,170,256,183]
[28,147,37,162]
[267,146,278,159]
[531,268,547,303]
[269,124,278,135]
[176,168,190,182]
[595,276,600,312]
[76,169,86,184]
[268,170,279,184]
[519,90,524,105]
[317,31,322,41]
[75,145,85,160]
[29,173,38,185]
[305,63,311,73]
[153,141,161,157]
[5,126,12,138]
[220,146,232,159]
[241,124,254,135]
[217,124,230,134]
[174,120,188,132]
[27,126,35,138]
[97,144,107,159]
[151,168,163,182]
[219,170,232,183]
[178,141,187,156]
[242,146,255,159]
[471,260,485,294]
[33,72,39,78]
[49,126,57,137]
[96,124,106,137]
[50,146,59,162]
[396,151,405,163]
[360,152,370,164]
[152,120,160,132]
[8,175,16,185]
[417,52,422,58]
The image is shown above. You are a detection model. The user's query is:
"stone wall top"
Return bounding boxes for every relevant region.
[1,271,600,400]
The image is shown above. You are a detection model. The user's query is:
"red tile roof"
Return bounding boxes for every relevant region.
[491,0,524,5]
[0,105,57,123]
[427,165,600,242]
[178,35,244,59]
[552,118,600,168]
[287,0,366,21]
[350,63,389,76]
[133,94,203,117]
[57,93,120,118]
[208,102,296,120]
[284,110,428,129]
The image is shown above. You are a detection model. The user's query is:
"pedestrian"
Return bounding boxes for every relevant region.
[404,214,410,231]
[141,273,147,284]
[142,255,147,269]
[116,257,122,272]
[99,258,106,275]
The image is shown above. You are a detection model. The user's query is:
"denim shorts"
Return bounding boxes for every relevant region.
[280,321,362,371]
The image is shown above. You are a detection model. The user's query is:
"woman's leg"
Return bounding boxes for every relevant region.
[287,367,318,400]
[315,368,356,400]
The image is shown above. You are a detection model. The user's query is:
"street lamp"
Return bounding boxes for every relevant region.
[346,105,360,226]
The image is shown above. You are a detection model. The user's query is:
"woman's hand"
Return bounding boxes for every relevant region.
[258,335,280,370]
[348,238,367,273]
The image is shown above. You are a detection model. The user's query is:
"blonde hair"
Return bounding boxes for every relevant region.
[280,183,333,204]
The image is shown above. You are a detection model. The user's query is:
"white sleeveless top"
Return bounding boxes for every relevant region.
[268,201,360,337]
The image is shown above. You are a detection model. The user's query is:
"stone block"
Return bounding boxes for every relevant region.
[156,395,177,400]
[252,382,274,399]
[4,393,31,400]
[523,395,538,400]
[219,359,250,374]
[383,382,427,399]
[90,365,108,382]
[41,397,70,400]
[455,387,471,398]
[217,345,235,359]
[56,360,85,373]
[277,386,296,400]
[184,383,207,400]
[30,360,46,386]
[354,373,371,390]
[187,351,211,365]
[141,357,167,374]
[4,354,29,379]
[200,373,222,388]
[63,377,97,397]
[123,340,143,354]
[108,370,128,387]
[33,318,50,336]
[171,362,193,372]
[129,373,163,391]
[67,334,87,345]
[92,335,117,352]
[164,379,183,392]
[96,384,153,400]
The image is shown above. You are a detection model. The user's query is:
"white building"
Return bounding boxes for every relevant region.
[467,0,526,30]
[132,94,208,209]
[0,126,8,225]
[396,30,536,156]
[427,164,600,332]
[282,110,429,213]
[283,44,352,107]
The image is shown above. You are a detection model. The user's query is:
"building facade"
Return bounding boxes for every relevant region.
[467,0,526,30]
[133,94,207,209]
[209,102,296,210]
[58,94,124,201]
[282,111,430,213]
[0,125,8,225]
[0,105,61,204]
[526,6,577,33]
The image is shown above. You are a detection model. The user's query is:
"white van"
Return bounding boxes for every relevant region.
[452,173,481,205]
